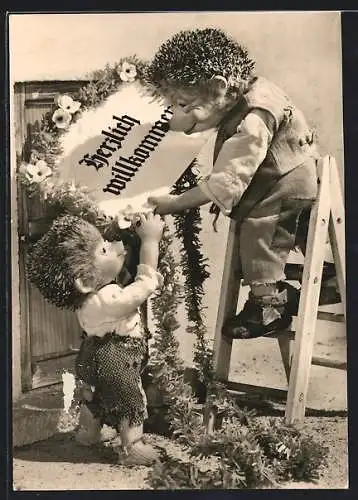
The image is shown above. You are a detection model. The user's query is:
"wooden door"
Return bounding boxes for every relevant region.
[14,80,88,390]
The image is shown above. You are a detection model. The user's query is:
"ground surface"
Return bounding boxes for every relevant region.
[13,207,348,490]
[13,415,348,490]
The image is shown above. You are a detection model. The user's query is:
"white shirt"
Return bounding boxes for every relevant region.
[77,264,163,338]
[197,110,273,215]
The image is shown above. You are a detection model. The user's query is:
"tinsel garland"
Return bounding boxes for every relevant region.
[171,162,214,387]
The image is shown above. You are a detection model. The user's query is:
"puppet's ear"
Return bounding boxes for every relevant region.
[74,277,95,294]
[210,75,228,95]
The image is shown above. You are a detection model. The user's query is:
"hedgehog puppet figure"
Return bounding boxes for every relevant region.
[147,28,340,340]
[27,212,165,466]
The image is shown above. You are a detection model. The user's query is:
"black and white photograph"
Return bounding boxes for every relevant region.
[9,11,347,490]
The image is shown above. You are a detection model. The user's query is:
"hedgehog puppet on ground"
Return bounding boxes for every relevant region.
[27,213,165,466]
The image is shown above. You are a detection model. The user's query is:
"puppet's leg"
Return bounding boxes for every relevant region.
[75,404,101,446]
[95,336,160,465]
[117,420,160,466]
[223,160,317,339]
[74,337,102,445]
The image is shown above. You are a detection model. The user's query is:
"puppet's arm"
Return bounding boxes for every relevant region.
[98,264,163,318]
[148,187,210,215]
[99,214,164,317]
[196,110,273,215]
[149,109,273,215]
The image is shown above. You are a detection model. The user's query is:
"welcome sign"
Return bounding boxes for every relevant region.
[58,82,214,216]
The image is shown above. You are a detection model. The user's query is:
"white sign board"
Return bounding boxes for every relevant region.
[57,82,213,215]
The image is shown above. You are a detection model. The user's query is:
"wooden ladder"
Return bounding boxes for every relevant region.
[209,155,346,427]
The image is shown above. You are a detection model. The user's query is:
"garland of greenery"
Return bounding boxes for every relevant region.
[17,56,147,226]
[18,59,329,488]
[171,164,214,387]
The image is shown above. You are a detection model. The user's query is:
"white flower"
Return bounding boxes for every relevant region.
[52,108,72,129]
[119,61,137,83]
[57,95,81,114]
[25,160,52,184]
[117,216,132,229]
[117,204,135,229]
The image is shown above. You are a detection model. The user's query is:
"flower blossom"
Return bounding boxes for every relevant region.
[119,61,137,83]
[24,160,52,184]
[57,95,81,114]
[117,204,135,229]
[52,108,72,129]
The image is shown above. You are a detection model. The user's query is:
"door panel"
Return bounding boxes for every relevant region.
[15,81,88,389]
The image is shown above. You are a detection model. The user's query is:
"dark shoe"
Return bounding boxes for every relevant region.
[222,288,293,339]
[281,280,341,317]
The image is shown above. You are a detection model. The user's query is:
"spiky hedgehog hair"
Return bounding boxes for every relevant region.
[145,28,255,93]
[26,215,140,311]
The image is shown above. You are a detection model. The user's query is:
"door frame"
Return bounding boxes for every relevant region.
[13,80,88,393]
[14,82,32,393]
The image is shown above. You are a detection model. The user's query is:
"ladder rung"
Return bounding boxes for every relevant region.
[261,330,295,340]
[229,310,344,343]
[225,380,287,401]
[229,330,295,340]
[317,311,344,323]
[229,331,346,369]
[311,356,347,370]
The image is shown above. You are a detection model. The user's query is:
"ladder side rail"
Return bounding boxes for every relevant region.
[213,219,242,380]
[285,156,331,426]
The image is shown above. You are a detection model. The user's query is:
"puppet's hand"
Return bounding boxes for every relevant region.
[147,194,179,215]
[136,212,164,242]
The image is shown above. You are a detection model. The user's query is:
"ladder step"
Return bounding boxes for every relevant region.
[222,358,345,401]
[311,356,347,370]
[229,331,346,370]
[317,311,344,323]
[230,311,344,343]
[225,380,287,401]
[267,330,295,340]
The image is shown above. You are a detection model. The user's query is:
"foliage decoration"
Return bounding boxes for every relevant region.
[171,163,214,388]
[17,56,148,227]
[147,404,329,489]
